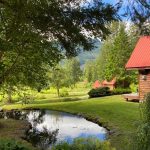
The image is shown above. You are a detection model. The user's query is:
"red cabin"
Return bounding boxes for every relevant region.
[126,36,150,101]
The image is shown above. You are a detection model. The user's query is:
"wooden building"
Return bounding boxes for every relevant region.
[126,36,150,101]
[93,78,116,90]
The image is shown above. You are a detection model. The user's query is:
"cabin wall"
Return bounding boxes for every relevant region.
[139,70,150,100]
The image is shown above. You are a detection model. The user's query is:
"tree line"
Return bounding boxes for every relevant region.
[84,22,140,88]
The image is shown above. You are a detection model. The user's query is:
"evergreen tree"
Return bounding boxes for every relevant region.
[96,22,138,87]
[65,58,82,87]
[84,61,98,83]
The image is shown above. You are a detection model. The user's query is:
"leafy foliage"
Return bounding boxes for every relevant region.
[125,0,150,35]
[65,58,82,86]
[52,137,115,150]
[111,88,131,95]
[88,87,131,98]
[0,139,31,150]
[0,0,118,86]
[88,87,110,98]
[49,66,69,97]
[84,61,98,82]
[59,89,69,97]
[95,22,139,87]
[130,93,150,150]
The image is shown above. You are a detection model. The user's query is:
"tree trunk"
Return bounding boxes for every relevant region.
[7,86,12,103]
[57,88,60,97]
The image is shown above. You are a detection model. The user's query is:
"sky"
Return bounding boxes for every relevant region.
[103,0,127,19]
[82,0,127,20]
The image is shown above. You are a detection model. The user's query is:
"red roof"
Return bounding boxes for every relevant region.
[93,80,101,89]
[126,36,150,69]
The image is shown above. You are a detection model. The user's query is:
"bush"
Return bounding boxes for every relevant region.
[0,139,31,150]
[130,93,150,150]
[60,89,69,97]
[88,87,110,98]
[130,83,138,93]
[52,137,115,150]
[111,88,131,95]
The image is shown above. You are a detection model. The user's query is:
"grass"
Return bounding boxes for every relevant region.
[0,119,28,138]
[1,95,140,150]
[0,119,36,149]
[0,83,140,150]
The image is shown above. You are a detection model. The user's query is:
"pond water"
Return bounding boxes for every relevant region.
[0,110,107,149]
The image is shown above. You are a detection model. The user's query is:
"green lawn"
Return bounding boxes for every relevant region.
[2,95,140,150]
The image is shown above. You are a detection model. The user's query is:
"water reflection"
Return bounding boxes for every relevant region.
[26,110,107,142]
[24,127,58,150]
[0,110,107,149]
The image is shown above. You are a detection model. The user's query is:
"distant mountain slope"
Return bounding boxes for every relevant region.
[78,39,101,67]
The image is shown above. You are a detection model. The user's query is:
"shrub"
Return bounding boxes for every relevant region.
[130,93,150,150]
[60,89,69,97]
[52,137,115,150]
[111,88,131,95]
[88,87,110,98]
[130,83,138,93]
[0,139,31,150]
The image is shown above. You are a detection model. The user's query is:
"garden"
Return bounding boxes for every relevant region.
[0,0,150,150]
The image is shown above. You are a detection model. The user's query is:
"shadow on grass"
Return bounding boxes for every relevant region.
[31,97,84,104]
[3,96,88,106]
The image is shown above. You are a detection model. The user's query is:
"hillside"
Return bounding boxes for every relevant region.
[78,39,101,67]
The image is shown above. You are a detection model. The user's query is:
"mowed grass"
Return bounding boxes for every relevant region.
[2,95,140,149]
[2,95,139,131]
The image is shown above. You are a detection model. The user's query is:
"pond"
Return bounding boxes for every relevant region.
[0,110,107,149]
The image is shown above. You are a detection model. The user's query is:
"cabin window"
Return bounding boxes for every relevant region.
[140,70,149,81]
[140,70,149,75]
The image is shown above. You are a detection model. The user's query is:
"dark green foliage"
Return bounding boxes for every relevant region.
[0,139,31,150]
[130,93,150,150]
[88,87,131,98]
[84,61,98,83]
[59,89,69,97]
[65,58,82,87]
[95,22,139,87]
[111,88,131,95]
[49,66,69,97]
[88,87,110,98]
[0,0,118,86]
[125,0,150,35]
[52,137,115,150]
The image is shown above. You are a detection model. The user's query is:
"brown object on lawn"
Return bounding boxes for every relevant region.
[126,36,150,101]
[123,93,139,102]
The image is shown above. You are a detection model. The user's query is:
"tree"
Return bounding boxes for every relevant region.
[49,67,68,97]
[131,93,150,150]
[65,58,82,87]
[96,22,139,87]
[84,61,98,83]
[124,0,150,35]
[96,39,112,81]
[0,0,119,86]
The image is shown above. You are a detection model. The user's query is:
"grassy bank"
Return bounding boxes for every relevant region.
[0,119,36,150]
[2,95,140,150]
